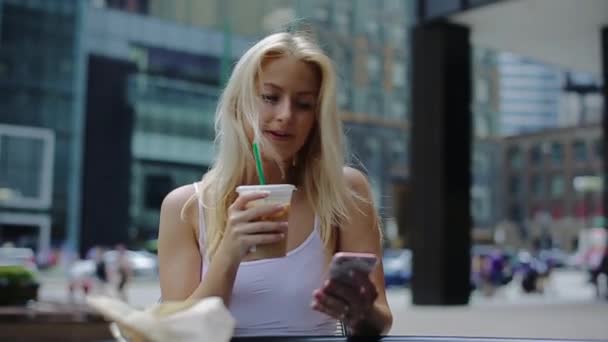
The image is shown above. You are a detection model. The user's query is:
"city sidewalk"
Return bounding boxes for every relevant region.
[388,270,608,339]
[38,269,608,339]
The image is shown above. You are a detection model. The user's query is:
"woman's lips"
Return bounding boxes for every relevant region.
[264,130,293,141]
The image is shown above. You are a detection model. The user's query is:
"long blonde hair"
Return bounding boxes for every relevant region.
[186,32,356,261]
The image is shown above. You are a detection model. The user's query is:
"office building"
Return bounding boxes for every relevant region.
[0,0,414,253]
[503,124,603,249]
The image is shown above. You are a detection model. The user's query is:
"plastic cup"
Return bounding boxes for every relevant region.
[235,184,296,260]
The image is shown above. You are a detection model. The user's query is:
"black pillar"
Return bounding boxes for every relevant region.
[81,55,136,255]
[409,21,472,305]
[602,26,607,232]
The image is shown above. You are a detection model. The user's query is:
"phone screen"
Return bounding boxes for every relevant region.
[329,252,378,281]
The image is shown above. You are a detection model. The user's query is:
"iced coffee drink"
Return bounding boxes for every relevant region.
[236,184,295,260]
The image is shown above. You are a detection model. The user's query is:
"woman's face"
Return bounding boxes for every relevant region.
[251,55,320,162]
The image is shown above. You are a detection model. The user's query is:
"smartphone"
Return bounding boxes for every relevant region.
[329,252,378,281]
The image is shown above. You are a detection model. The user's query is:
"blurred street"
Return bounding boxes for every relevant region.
[37,268,608,339]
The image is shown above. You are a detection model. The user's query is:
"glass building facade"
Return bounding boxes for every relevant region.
[105,0,414,216]
[1,0,414,253]
[0,0,80,252]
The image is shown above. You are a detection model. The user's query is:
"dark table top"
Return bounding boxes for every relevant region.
[230,336,606,342]
[2,305,604,342]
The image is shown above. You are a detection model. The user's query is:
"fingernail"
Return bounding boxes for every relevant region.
[324,280,330,287]
[275,204,285,210]
[281,221,289,227]
[348,270,354,277]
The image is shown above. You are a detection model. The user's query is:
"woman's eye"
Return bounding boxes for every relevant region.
[261,94,278,103]
[296,102,314,110]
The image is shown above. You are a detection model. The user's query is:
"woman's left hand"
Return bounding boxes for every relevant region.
[311,270,378,329]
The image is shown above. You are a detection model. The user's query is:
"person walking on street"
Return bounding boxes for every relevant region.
[93,246,110,295]
[115,244,131,302]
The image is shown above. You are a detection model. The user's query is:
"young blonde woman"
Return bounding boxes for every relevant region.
[158,31,392,336]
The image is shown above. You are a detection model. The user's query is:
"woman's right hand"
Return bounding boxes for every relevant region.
[216,191,288,264]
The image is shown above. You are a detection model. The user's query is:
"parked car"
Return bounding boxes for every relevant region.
[538,247,570,268]
[383,248,412,287]
[69,250,158,280]
[0,247,38,273]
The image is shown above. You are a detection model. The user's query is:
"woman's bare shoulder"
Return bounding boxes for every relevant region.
[342,166,371,195]
[161,183,199,223]
[163,183,197,208]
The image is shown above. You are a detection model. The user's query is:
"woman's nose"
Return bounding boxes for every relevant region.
[275,99,293,122]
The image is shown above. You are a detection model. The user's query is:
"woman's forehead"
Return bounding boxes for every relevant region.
[259,56,321,94]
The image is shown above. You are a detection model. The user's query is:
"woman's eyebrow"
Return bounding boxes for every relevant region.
[263,82,316,96]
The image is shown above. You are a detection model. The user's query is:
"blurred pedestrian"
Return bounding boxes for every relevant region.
[93,246,110,295]
[115,244,132,302]
[590,247,608,299]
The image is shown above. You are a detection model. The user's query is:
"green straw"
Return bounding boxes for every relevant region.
[252,142,266,185]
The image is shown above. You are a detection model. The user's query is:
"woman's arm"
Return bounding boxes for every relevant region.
[158,185,206,301]
[158,185,288,305]
[158,185,239,304]
[339,167,393,334]
[312,167,393,334]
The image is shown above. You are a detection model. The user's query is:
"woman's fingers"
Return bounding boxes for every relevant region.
[234,221,288,235]
[312,274,379,326]
[237,203,287,223]
[230,191,269,211]
[241,232,286,247]
[323,280,361,308]
[312,289,350,319]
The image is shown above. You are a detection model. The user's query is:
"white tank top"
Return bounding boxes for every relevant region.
[193,183,340,336]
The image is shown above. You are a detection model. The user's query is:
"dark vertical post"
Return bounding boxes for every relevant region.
[81,56,135,255]
[602,27,607,231]
[409,21,472,305]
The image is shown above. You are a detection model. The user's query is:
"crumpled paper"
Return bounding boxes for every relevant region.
[86,296,236,342]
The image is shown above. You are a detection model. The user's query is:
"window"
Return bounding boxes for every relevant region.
[529,144,542,165]
[333,44,352,84]
[572,140,587,162]
[334,0,353,35]
[472,186,490,222]
[313,1,330,23]
[551,201,564,219]
[367,91,383,116]
[509,175,521,196]
[509,203,523,222]
[550,174,565,197]
[144,174,174,210]
[595,139,603,160]
[366,21,380,41]
[507,146,523,169]
[337,85,352,110]
[392,62,405,88]
[390,26,406,49]
[390,140,406,163]
[530,174,543,198]
[550,142,563,166]
[391,98,406,118]
[367,53,381,84]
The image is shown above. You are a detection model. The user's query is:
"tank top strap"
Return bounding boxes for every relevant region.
[192,182,209,265]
